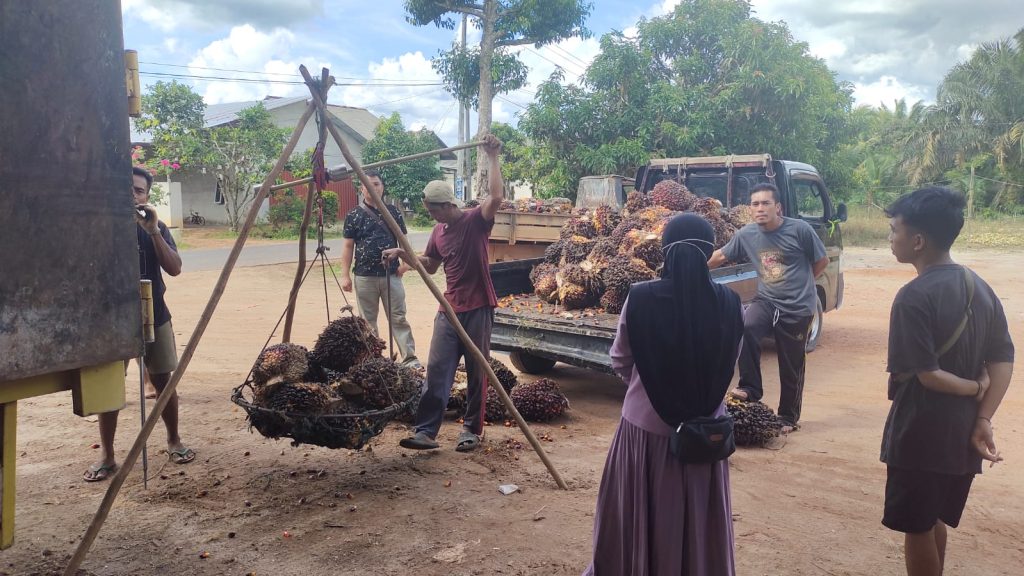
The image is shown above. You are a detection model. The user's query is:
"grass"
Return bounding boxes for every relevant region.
[841,204,1024,249]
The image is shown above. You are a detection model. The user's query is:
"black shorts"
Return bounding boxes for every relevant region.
[882,466,974,533]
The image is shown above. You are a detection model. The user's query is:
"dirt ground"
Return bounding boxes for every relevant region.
[5,246,1023,576]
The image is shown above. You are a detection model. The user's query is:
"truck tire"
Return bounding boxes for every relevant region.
[509,351,557,374]
[805,297,823,353]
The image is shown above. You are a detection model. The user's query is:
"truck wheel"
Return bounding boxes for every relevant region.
[805,297,823,353]
[509,351,556,374]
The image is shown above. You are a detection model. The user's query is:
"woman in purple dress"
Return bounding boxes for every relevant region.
[585,213,744,575]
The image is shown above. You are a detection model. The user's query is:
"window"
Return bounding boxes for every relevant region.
[792,180,824,220]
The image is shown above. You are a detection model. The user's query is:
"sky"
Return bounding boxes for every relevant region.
[121,0,1021,146]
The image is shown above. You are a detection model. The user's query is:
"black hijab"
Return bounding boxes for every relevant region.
[625,213,744,425]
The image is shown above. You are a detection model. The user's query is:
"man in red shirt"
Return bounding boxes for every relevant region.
[384,134,504,451]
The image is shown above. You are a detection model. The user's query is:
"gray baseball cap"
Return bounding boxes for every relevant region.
[422,180,462,207]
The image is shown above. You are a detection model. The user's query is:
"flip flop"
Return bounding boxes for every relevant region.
[729,388,750,401]
[780,421,801,434]
[169,447,196,464]
[83,463,117,482]
[455,430,480,453]
[399,432,439,450]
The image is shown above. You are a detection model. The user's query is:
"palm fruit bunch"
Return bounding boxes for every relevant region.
[601,255,657,313]
[632,205,674,230]
[560,216,597,240]
[692,196,724,220]
[590,205,621,236]
[727,204,753,228]
[510,378,569,422]
[485,386,507,423]
[447,365,470,412]
[543,239,564,264]
[560,235,595,265]
[556,263,602,309]
[392,364,425,422]
[649,179,695,212]
[629,234,664,270]
[623,190,651,215]
[530,263,560,302]
[609,214,644,245]
[487,356,518,394]
[343,357,407,409]
[254,382,333,415]
[311,316,385,373]
[620,229,657,258]
[710,218,737,249]
[251,343,309,386]
[726,397,781,446]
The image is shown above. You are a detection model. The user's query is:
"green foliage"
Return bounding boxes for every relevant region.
[360,112,443,203]
[432,45,528,108]
[133,80,207,176]
[267,188,339,236]
[519,0,854,202]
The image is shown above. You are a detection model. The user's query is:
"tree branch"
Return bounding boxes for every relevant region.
[434,0,484,18]
[495,36,546,48]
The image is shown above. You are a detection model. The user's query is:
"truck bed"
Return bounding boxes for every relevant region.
[488,258,757,374]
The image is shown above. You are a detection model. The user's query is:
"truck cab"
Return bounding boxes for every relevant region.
[635,154,847,349]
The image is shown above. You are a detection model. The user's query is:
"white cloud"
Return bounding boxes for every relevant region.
[852,76,930,108]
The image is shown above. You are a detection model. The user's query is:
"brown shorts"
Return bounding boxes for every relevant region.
[143,321,178,375]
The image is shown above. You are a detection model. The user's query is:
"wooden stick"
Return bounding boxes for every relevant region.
[63,98,322,576]
[283,181,317,342]
[268,141,481,192]
[299,65,568,490]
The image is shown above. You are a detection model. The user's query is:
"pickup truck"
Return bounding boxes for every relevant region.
[489,154,847,375]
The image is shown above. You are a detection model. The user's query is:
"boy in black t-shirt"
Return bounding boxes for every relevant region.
[882,187,1014,575]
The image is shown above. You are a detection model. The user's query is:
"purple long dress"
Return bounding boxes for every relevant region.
[584,301,735,576]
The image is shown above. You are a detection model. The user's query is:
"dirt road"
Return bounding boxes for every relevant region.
[6,247,1022,575]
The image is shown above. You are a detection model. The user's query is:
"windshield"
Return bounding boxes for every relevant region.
[685,173,771,208]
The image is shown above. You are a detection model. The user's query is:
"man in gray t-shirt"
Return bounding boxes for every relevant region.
[709,183,828,431]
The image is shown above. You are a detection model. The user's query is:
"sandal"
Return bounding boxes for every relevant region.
[455,430,480,452]
[729,388,750,401]
[780,421,801,434]
[399,432,439,450]
[169,447,196,464]
[83,462,117,482]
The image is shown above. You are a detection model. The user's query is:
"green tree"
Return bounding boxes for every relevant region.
[207,104,290,230]
[404,0,592,195]
[360,112,443,204]
[519,0,855,201]
[133,80,207,176]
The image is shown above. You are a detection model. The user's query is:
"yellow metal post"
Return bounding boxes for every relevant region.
[72,361,127,417]
[1,401,17,548]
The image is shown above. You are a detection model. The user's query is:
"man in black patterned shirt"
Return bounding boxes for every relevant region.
[340,170,418,366]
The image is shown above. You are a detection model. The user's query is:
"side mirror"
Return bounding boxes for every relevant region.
[835,203,848,223]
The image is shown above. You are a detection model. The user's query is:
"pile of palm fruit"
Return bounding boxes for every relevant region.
[532,182,754,312]
[447,357,570,423]
[726,396,782,446]
[243,315,423,446]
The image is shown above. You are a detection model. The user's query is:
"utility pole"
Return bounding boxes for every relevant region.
[459,13,472,199]
[968,165,975,219]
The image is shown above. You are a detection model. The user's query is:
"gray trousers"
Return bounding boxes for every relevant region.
[353,274,417,364]
[415,307,494,438]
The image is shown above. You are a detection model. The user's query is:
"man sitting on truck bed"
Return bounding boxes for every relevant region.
[384,134,504,452]
[708,182,828,433]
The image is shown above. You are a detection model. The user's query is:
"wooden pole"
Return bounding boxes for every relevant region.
[299,66,568,490]
[268,141,482,192]
[63,99,321,576]
[283,181,317,342]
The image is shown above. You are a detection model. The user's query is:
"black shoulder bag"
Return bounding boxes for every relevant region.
[670,414,736,464]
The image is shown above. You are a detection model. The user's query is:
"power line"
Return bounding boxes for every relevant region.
[547,43,589,68]
[139,70,442,87]
[434,99,458,133]
[524,47,585,77]
[140,60,440,83]
[975,175,1024,188]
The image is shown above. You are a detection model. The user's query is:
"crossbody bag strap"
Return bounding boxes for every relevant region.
[935,266,975,357]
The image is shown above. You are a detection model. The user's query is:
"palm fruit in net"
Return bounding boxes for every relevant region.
[392,364,425,422]
[256,382,333,415]
[543,239,565,264]
[488,357,518,394]
[630,234,664,271]
[330,395,367,415]
[510,378,569,422]
[649,179,695,211]
[311,316,386,373]
[727,204,753,228]
[346,357,405,409]
[560,235,595,265]
[602,255,657,294]
[252,343,309,386]
[726,397,781,446]
[485,386,507,422]
[560,216,597,240]
[591,205,621,236]
[623,190,651,215]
